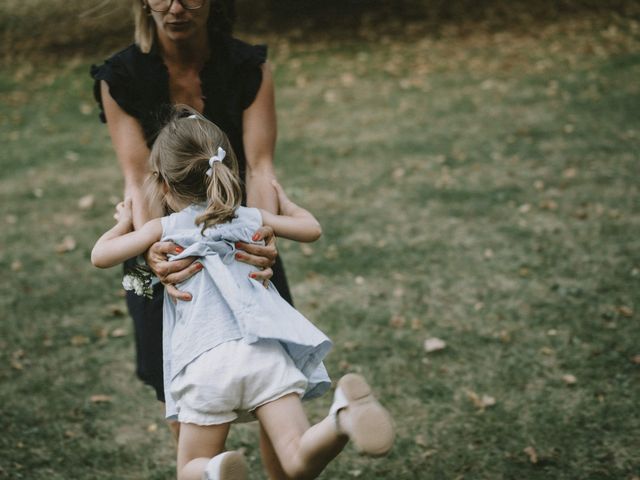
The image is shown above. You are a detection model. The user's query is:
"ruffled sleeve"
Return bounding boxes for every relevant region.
[227,38,268,109]
[90,45,141,123]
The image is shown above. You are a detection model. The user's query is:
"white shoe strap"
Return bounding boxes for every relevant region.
[329,386,349,416]
[329,386,350,432]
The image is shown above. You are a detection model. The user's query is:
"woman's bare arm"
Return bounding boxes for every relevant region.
[239,63,280,282]
[101,81,198,300]
[101,81,158,227]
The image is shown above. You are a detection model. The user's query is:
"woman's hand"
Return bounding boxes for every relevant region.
[271,179,297,216]
[235,225,277,287]
[114,198,134,231]
[145,241,203,301]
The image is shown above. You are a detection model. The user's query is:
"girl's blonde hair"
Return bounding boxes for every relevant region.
[133,0,236,54]
[148,106,242,231]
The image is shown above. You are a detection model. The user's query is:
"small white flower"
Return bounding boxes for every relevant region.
[122,267,153,299]
[122,274,135,291]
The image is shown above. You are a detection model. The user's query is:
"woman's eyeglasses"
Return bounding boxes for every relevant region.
[145,0,204,13]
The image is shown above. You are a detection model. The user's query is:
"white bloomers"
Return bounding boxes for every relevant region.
[170,339,308,425]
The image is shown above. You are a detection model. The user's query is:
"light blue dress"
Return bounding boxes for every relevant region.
[160,205,332,420]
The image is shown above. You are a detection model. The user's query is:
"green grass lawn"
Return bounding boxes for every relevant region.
[1,14,639,480]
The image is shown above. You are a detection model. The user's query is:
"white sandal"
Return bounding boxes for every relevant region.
[203,450,248,480]
[329,373,395,457]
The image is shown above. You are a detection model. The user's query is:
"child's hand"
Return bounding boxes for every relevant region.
[272,179,298,216]
[114,198,133,231]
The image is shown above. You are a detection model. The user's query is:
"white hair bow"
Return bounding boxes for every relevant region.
[205,147,226,177]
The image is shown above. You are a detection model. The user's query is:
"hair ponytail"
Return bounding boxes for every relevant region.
[195,158,242,232]
[149,105,243,228]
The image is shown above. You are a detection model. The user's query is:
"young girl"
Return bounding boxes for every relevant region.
[92,108,394,480]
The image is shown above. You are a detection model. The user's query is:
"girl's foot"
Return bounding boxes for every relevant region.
[330,373,395,457]
[203,451,248,480]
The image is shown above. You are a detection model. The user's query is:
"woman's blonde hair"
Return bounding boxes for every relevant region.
[132,0,236,54]
[148,105,242,231]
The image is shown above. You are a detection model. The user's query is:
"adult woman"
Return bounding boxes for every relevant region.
[91,0,292,476]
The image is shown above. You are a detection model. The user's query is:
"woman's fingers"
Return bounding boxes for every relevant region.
[271,179,291,207]
[145,241,199,302]
[146,241,183,275]
[162,259,202,285]
[250,267,273,288]
[165,283,192,302]
[251,225,275,244]
[234,244,276,268]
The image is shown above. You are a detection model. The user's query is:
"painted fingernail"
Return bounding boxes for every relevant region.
[175,246,184,253]
[235,242,242,248]
[250,273,257,279]
[195,263,203,270]
[252,233,260,241]
[235,253,243,260]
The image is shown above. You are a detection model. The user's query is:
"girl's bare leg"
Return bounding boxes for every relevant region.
[260,424,289,480]
[177,422,231,480]
[255,393,348,480]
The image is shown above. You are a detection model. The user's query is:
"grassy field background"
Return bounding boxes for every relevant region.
[1,9,639,480]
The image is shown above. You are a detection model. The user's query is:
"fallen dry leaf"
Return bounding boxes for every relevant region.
[110,328,126,338]
[617,306,633,318]
[79,102,93,115]
[94,327,108,340]
[421,449,437,459]
[389,314,406,329]
[301,244,314,257]
[524,446,538,464]
[70,335,89,346]
[424,337,446,353]
[10,359,24,371]
[562,374,577,385]
[65,151,79,162]
[354,276,365,285]
[107,304,125,317]
[89,394,112,404]
[518,203,531,213]
[343,341,358,351]
[392,167,405,180]
[632,354,640,365]
[147,423,158,433]
[415,434,428,447]
[11,260,23,272]
[498,330,511,343]
[78,194,95,210]
[466,389,496,409]
[55,236,77,254]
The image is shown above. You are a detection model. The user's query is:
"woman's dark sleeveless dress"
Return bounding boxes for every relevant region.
[91,33,292,401]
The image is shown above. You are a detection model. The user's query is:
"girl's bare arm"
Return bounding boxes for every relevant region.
[259,180,322,243]
[92,199,163,268]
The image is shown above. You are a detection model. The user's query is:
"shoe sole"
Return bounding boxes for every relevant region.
[216,451,248,480]
[338,373,395,457]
